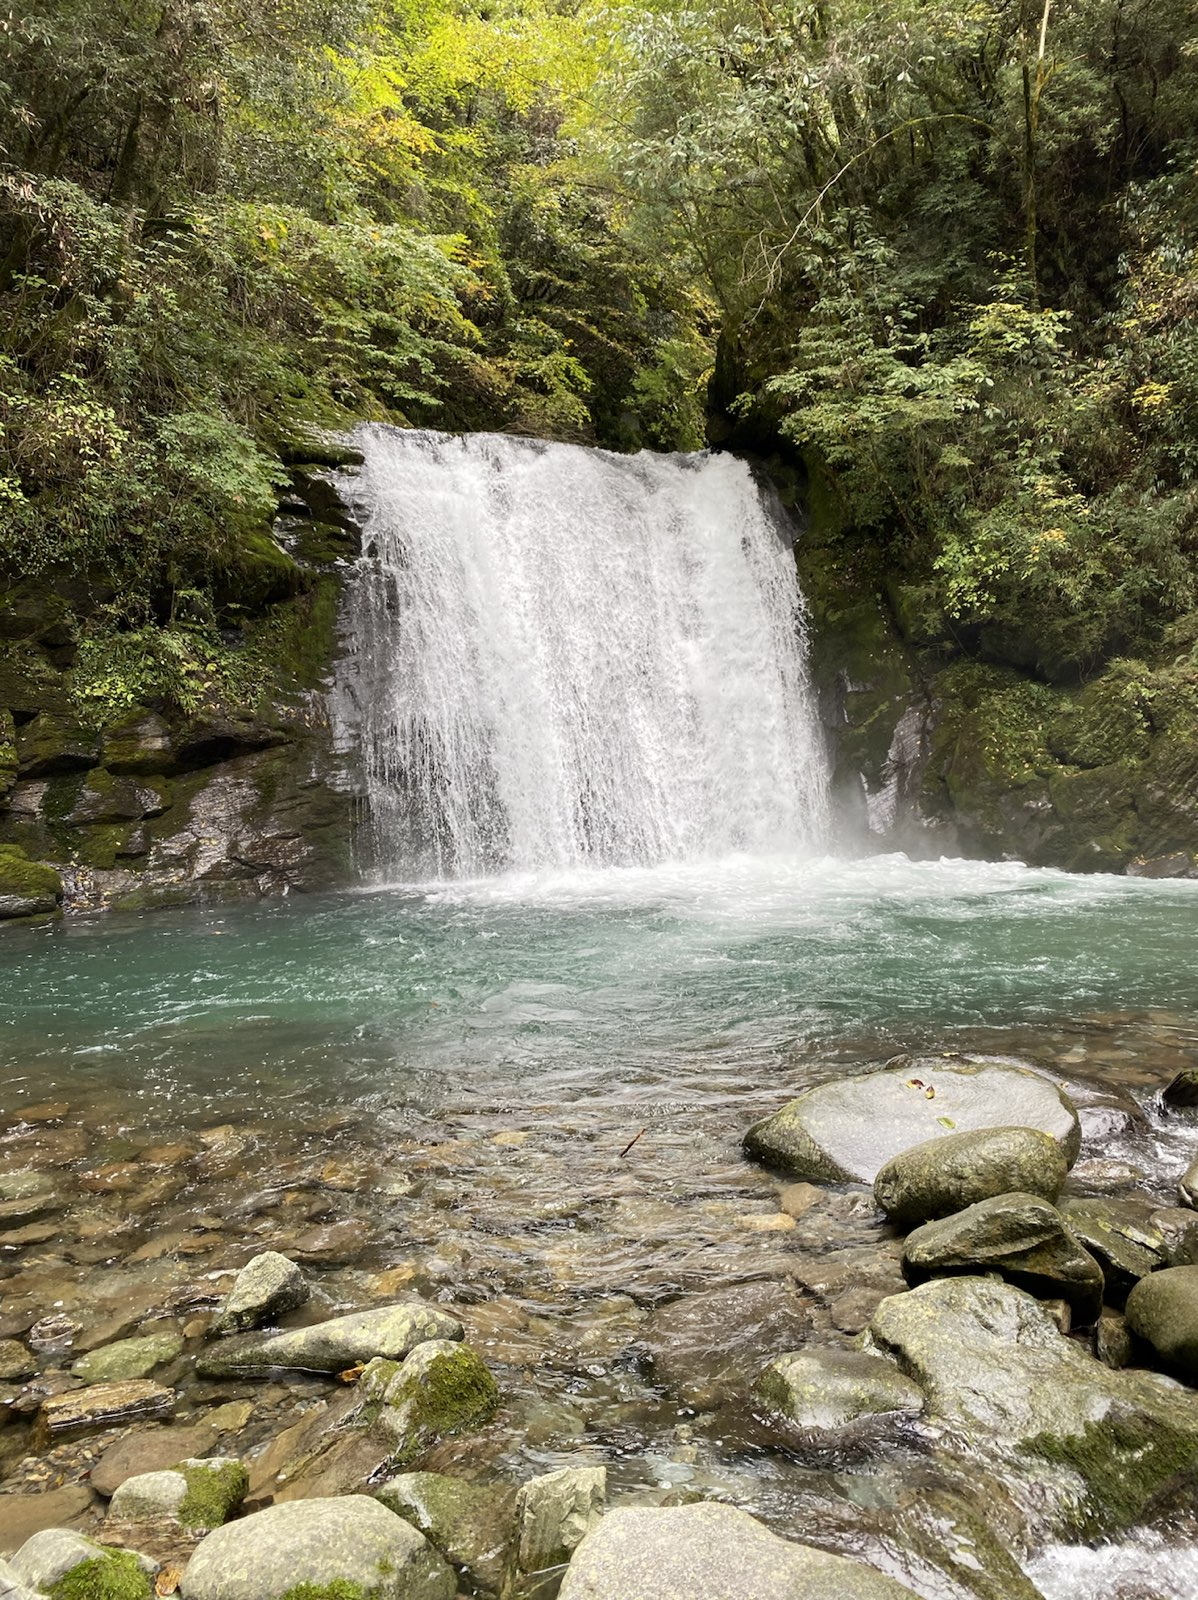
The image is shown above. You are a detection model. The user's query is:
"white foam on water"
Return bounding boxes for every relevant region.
[1028,1531,1198,1599]
[331,428,830,877]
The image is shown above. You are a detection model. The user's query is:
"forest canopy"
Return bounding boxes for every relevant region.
[3,0,1197,692]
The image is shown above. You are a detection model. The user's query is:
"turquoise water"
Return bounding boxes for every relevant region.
[4,853,1197,1122]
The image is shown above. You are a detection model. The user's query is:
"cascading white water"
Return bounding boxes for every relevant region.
[331,425,829,878]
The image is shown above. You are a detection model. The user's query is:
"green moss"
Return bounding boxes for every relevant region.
[1023,1413,1198,1537]
[49,1552,152,1600]
[279,1583,369,1600]
[174,1457,249,1531]
[0,844,62,914]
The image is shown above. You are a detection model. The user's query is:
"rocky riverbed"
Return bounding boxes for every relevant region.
[2,1010,1198,1599]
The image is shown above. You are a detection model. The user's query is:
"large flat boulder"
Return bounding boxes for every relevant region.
[865,1275,1198,1537]
[180,1495,454,1600]
[745,1063,1079,1183]
[557,1504,921,1599]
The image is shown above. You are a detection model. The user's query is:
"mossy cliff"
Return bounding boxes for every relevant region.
[797,487,1198,877]
[0,444,365,923]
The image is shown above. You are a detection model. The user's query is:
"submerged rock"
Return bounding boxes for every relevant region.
[180,1495,455,1600]
[902,1193,1104,1321]
[874,1126,1068,1224]
[197,1301,462,1376]
[866,1275,1198,1537]
[754,1348,924,1442]
[640,1278,811,1407]
[1180,1157,1198,1209]
[1125,1266,1198,1378]
[376,1472,515,1595]
[556,1503,921,1599]
[212,1252,308,1335]
[745,1063,1079,1182]
[72,1332,183,1385]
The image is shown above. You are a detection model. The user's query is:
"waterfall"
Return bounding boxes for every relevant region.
[331,426,829,878]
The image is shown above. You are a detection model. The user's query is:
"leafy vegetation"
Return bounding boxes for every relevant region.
[3,0,1198,706]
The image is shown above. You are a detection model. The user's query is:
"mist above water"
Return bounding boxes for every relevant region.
[331,427,830,878]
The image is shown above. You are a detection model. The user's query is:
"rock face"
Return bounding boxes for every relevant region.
[180,1495,455,1600]
[866,1275,1198,1536]
[1125,1266,1198,1377]
[745,1064,1080,1183]
[902,1193,1104,1320]
[213,1252,309,1334]
[197,1302,462,1376]
[0,846,61,920]
[754,1348,925,1441]
[557,1504,922,1600]
[874,1126,1068,1224]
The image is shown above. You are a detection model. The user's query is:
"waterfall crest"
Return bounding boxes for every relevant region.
[331,426,829,878]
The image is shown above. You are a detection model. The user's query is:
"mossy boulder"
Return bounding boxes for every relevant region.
[874,1125,1069,1225]
[67,770,170,827]
[358,1341,499,1466]
[107,1457,247,1533]
[179,1495,455,1600]
[865,1275,1198,1537]
[0,845,62,920]
[902,1193,1104,1321]
[375,1472,515,1595]
[100,712,176,777]
[10,1532,154,1600]
[213,1252,309,1334]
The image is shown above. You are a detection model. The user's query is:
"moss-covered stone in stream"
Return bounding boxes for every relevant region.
[0,843,62,920]
[175,1457,249,1531]
[357,1341,500,1468]
[1022,1411,1198,1538]
[48,1552,152,1600]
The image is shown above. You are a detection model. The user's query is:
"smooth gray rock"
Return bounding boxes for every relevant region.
[197,1302,462,1376]
[213,1252,309,1335]
[180,1495,455,1600]
[557,1504,921,1599]
[865,1275,1198,1536]
[1057,1197,1167,1297]
[755,1348,924,1439]
[1181,1157,1198,1210]
[1126,1266,1198,1377]
[874,1126,1068,1224]
[903,1192,1104,1320]
[106,1469,188,1523]
[745,1063,1080,1182]
[514,1466,605,1575]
